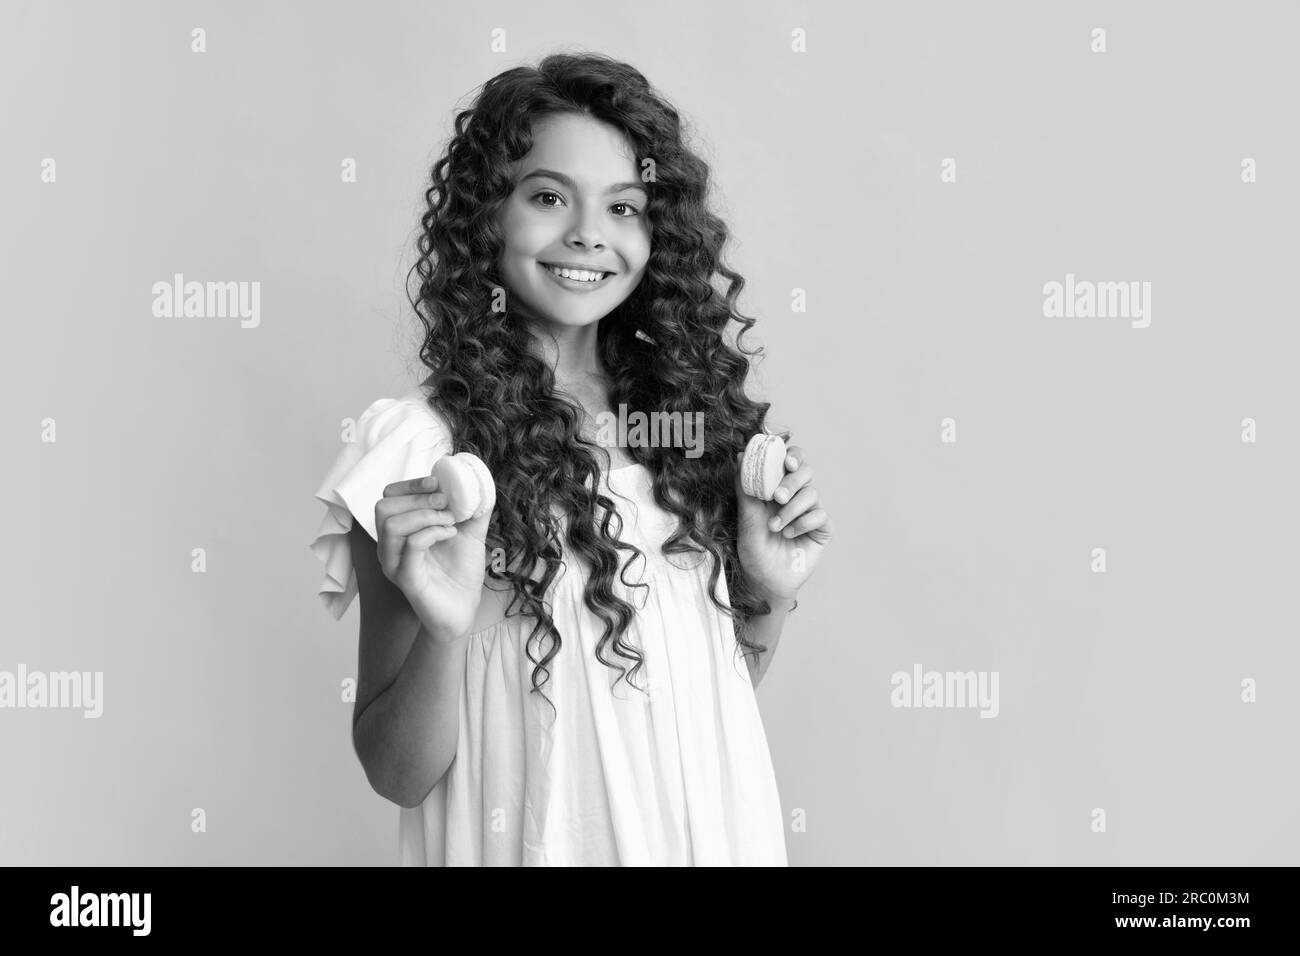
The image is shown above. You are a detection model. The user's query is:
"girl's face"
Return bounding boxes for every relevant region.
[497,112,652,330]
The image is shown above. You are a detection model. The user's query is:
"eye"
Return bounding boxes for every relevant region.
[611,202,641,218]
[532,190,564,208]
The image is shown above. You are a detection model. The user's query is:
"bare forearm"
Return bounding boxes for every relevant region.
[354,624,470,807]
[744,596,796,688]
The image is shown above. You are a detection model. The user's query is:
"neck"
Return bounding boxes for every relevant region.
[528,319,605,393]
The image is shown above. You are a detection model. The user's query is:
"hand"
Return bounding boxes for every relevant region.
[374,470,494,643]
[734,442,832,605]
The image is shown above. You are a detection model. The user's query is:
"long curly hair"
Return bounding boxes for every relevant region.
[406,51,779,718]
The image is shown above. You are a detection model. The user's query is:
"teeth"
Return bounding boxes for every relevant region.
[546,265,605,282]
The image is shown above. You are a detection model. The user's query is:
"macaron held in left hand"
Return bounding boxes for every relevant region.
[734,435,833,604]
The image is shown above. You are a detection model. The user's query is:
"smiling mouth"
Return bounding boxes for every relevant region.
[539,262,615,289]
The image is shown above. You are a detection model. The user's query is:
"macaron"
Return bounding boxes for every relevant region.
[432,452,496,523]
[741,433,788,501]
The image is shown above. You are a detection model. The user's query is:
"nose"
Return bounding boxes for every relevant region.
[564,204,606,252]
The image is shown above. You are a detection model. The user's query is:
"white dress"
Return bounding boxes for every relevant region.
[309,384,788,866]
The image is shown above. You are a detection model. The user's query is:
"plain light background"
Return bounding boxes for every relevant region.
[2,0,1297,865]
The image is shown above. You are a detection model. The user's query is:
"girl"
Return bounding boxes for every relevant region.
[310,52,832,866]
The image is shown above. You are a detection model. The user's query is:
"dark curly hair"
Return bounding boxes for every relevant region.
[406,51,779,718]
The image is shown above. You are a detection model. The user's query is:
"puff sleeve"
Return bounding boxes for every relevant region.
[308,393,454,621]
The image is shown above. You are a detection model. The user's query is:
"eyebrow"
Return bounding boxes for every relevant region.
[518,168,647,195]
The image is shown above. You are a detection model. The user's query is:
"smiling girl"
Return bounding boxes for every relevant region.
[311,52,832,866]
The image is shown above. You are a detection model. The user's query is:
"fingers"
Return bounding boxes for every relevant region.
[770,485,819,534]
[374,491,449,527]
[383,474,439,498]
[771,458,813,507]
[405,523,458,554]
[778,506,829,540]
[765,445,829,540]
[377,507,456,574]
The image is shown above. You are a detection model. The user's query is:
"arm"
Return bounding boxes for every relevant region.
[742,594,796,689]
[348,521,469,808]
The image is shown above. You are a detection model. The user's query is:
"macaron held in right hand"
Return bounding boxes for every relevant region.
[372,452,499,642]
[433,451,497,523]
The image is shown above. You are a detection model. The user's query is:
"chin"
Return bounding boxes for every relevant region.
[538,308,607,328]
